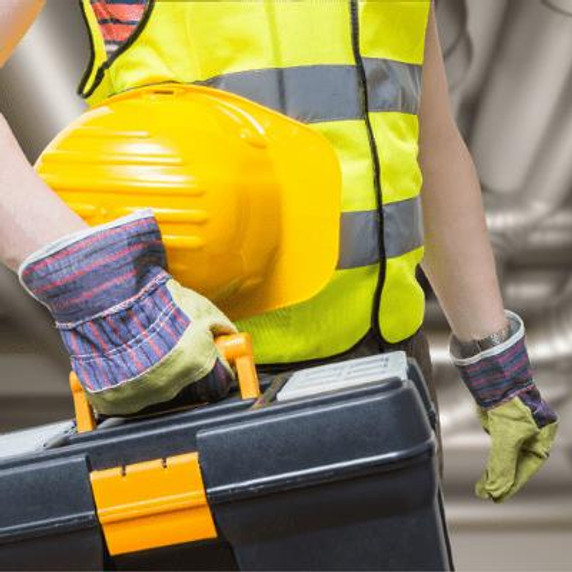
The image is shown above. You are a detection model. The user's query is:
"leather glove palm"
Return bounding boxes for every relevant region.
[19,210,236,416]
[450,310,558,503]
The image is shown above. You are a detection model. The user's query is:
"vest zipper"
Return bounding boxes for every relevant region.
[349,0,388,348]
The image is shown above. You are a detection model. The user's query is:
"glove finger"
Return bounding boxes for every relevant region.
[477,406,490,433]
[208,312,238,337]
[477,403,538,502]
[474,405,494,499]
[477,419,521,501]
[183,357,235,403]
[475,473,490,500]
[496,421,559,502]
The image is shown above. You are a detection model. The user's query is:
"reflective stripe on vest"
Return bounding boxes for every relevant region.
[198,59,422,123]
[79,0,432,363]
[340,196,423,269]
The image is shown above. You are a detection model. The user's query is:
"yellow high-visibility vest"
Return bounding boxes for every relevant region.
[79,0,431,364]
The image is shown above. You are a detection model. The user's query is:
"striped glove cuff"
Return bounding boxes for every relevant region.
[19,210,167,325]
[449,311,534,410]
[449,310,558,428]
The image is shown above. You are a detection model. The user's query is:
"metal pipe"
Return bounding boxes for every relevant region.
[457,0,509,104]
[436,0,472,96]
[508,208,572,267]
[470,0,572,195]
[484,99,572,257]
[452,0,509,131]
[0,0,88,161]
[525,293,572,364]
[502,270,570,313]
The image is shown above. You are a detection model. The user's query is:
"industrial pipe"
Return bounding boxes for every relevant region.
[510,208,572,267]
[0,1,88,161]
[470,0,572,195]
[436,0,472,98]
[484,98,572,257]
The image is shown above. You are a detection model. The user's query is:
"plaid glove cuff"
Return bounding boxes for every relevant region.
[449,310,534,409]
[18,210,194,393]
[19,209,166,324]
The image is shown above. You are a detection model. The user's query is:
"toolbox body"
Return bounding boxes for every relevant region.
[0,357,452,571]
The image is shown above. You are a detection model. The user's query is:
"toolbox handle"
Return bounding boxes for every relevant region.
[215,333,261,400]
[69,371,97,433]
[69,333,261,433]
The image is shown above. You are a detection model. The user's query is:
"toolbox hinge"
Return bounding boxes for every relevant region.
[90,452,217,556]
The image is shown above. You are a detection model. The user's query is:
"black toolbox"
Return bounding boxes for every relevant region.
[0,334,453,571]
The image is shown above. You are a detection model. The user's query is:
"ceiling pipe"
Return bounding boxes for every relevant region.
[502,270,571,313]
[509,208,572,267]
[452,0,509,131]
[457,0,509,101]
[470,0,572,196]
[436,0,472,103]
[484,98,572,257]
[525,293,572,365]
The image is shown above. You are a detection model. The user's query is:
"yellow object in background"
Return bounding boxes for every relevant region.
[36,84,341,321]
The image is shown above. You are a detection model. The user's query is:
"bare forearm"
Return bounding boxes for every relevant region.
[420,126,507,341]
[0,114,87,270]
[419,5,507,341]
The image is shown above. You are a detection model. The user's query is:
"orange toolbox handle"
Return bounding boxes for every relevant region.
[70,332,261,433]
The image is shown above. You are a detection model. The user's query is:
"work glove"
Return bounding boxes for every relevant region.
[19,210,236,417]
[449,310,558,503]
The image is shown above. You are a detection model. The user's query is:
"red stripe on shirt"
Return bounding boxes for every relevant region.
[99,22,139,42]
[91,2,146,24]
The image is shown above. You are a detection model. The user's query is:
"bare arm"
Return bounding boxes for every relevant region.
[418,5,507,341]
[0,1,87,271]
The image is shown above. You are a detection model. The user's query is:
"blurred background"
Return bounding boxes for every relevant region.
[0,1,571,570]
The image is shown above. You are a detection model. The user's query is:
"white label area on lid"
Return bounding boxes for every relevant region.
[276,351,408,402]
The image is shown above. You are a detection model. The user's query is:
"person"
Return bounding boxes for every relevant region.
[0,0,557,503]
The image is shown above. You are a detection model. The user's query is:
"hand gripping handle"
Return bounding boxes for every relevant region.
[70,332,261,433]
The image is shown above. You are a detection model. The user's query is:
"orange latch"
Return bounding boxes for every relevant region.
[90,452,217,556]
[69,332,261,432]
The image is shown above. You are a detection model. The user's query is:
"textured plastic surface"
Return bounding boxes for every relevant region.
[0,455,104,571]
[35,84,341,320]
[0,362,451,571]
[276,350,408,401]
[198,379,449,571]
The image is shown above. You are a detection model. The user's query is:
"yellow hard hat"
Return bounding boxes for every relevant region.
[36,84,341,320]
